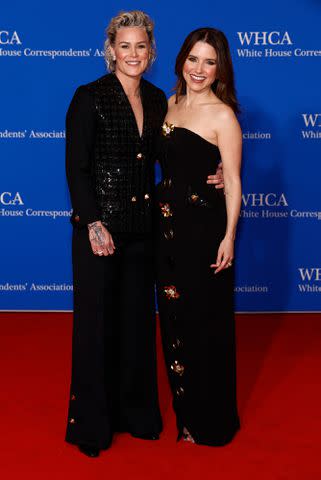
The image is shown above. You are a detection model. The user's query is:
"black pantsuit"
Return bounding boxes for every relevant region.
[65,74,168,448]
[66,230,161,448]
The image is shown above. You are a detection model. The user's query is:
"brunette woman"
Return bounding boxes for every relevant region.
[156,28,242,446]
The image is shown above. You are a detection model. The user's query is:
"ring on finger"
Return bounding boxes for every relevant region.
[227,261,233,267]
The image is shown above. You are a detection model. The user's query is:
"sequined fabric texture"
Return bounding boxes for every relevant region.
[86,74,167,233]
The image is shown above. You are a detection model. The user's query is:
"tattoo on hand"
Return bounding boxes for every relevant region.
[88,222,105,246]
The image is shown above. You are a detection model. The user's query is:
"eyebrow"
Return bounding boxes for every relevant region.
[188,54,217,61]
[118,41,148,45]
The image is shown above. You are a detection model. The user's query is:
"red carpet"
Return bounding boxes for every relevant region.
[1,312,320,479]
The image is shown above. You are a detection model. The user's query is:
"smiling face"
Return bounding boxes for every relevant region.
[183,41,218,93]
[110,26,151,79]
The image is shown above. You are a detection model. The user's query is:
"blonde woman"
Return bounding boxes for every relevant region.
[65,11,166,457]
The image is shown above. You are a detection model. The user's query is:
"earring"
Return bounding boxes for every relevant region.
[112,56,116,61]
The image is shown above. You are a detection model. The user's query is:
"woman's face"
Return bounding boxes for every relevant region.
[111,27,151,78]
[183,41,218,93]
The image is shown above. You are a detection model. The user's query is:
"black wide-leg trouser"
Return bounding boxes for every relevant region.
[65,227,162,449]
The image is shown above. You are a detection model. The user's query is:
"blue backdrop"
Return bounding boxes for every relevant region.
[1,0,320,311]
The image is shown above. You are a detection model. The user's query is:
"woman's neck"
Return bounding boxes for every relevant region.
[184,86,214,107]
[115,70,141,98]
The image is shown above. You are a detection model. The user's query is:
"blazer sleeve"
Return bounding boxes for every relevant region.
[154,90,168,163]
[65,86,100,226]
[161,90,168,120]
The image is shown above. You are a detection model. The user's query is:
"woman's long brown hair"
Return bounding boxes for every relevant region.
[175,28,239,114]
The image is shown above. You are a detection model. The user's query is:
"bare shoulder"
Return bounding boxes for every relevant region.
[208,102,237,123]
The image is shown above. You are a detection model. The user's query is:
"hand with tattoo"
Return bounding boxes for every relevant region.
[88,221,115,256]
[206,162,224,189]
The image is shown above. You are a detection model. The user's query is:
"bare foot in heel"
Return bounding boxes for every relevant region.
[183,427,195,443]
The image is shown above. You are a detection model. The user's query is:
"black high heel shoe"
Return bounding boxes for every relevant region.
[78,444,100,458]
[131,432,160,441]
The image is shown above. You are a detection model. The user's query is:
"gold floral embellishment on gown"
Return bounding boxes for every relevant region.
[171,360,185,376]
[176,386,184,396]
[160,203,173,218]
[162,121,175,137]
[172,338,182,350]
[164,285,180,300]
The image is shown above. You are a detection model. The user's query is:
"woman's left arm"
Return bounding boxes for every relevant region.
[211,107,242,274]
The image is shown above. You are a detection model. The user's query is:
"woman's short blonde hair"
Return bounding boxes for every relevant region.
[104,10,156,72]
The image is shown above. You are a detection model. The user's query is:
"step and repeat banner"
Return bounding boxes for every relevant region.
[1,0,320,311]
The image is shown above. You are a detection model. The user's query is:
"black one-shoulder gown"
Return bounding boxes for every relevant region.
[156,123,240,446]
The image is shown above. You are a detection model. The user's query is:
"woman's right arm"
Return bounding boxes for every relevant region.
[65,87,115,256]
[65,86,100,226]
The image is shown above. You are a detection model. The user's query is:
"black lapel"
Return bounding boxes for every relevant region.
[110,73,145,140]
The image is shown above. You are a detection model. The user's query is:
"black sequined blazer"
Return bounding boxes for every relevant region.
[66,73,167,233]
